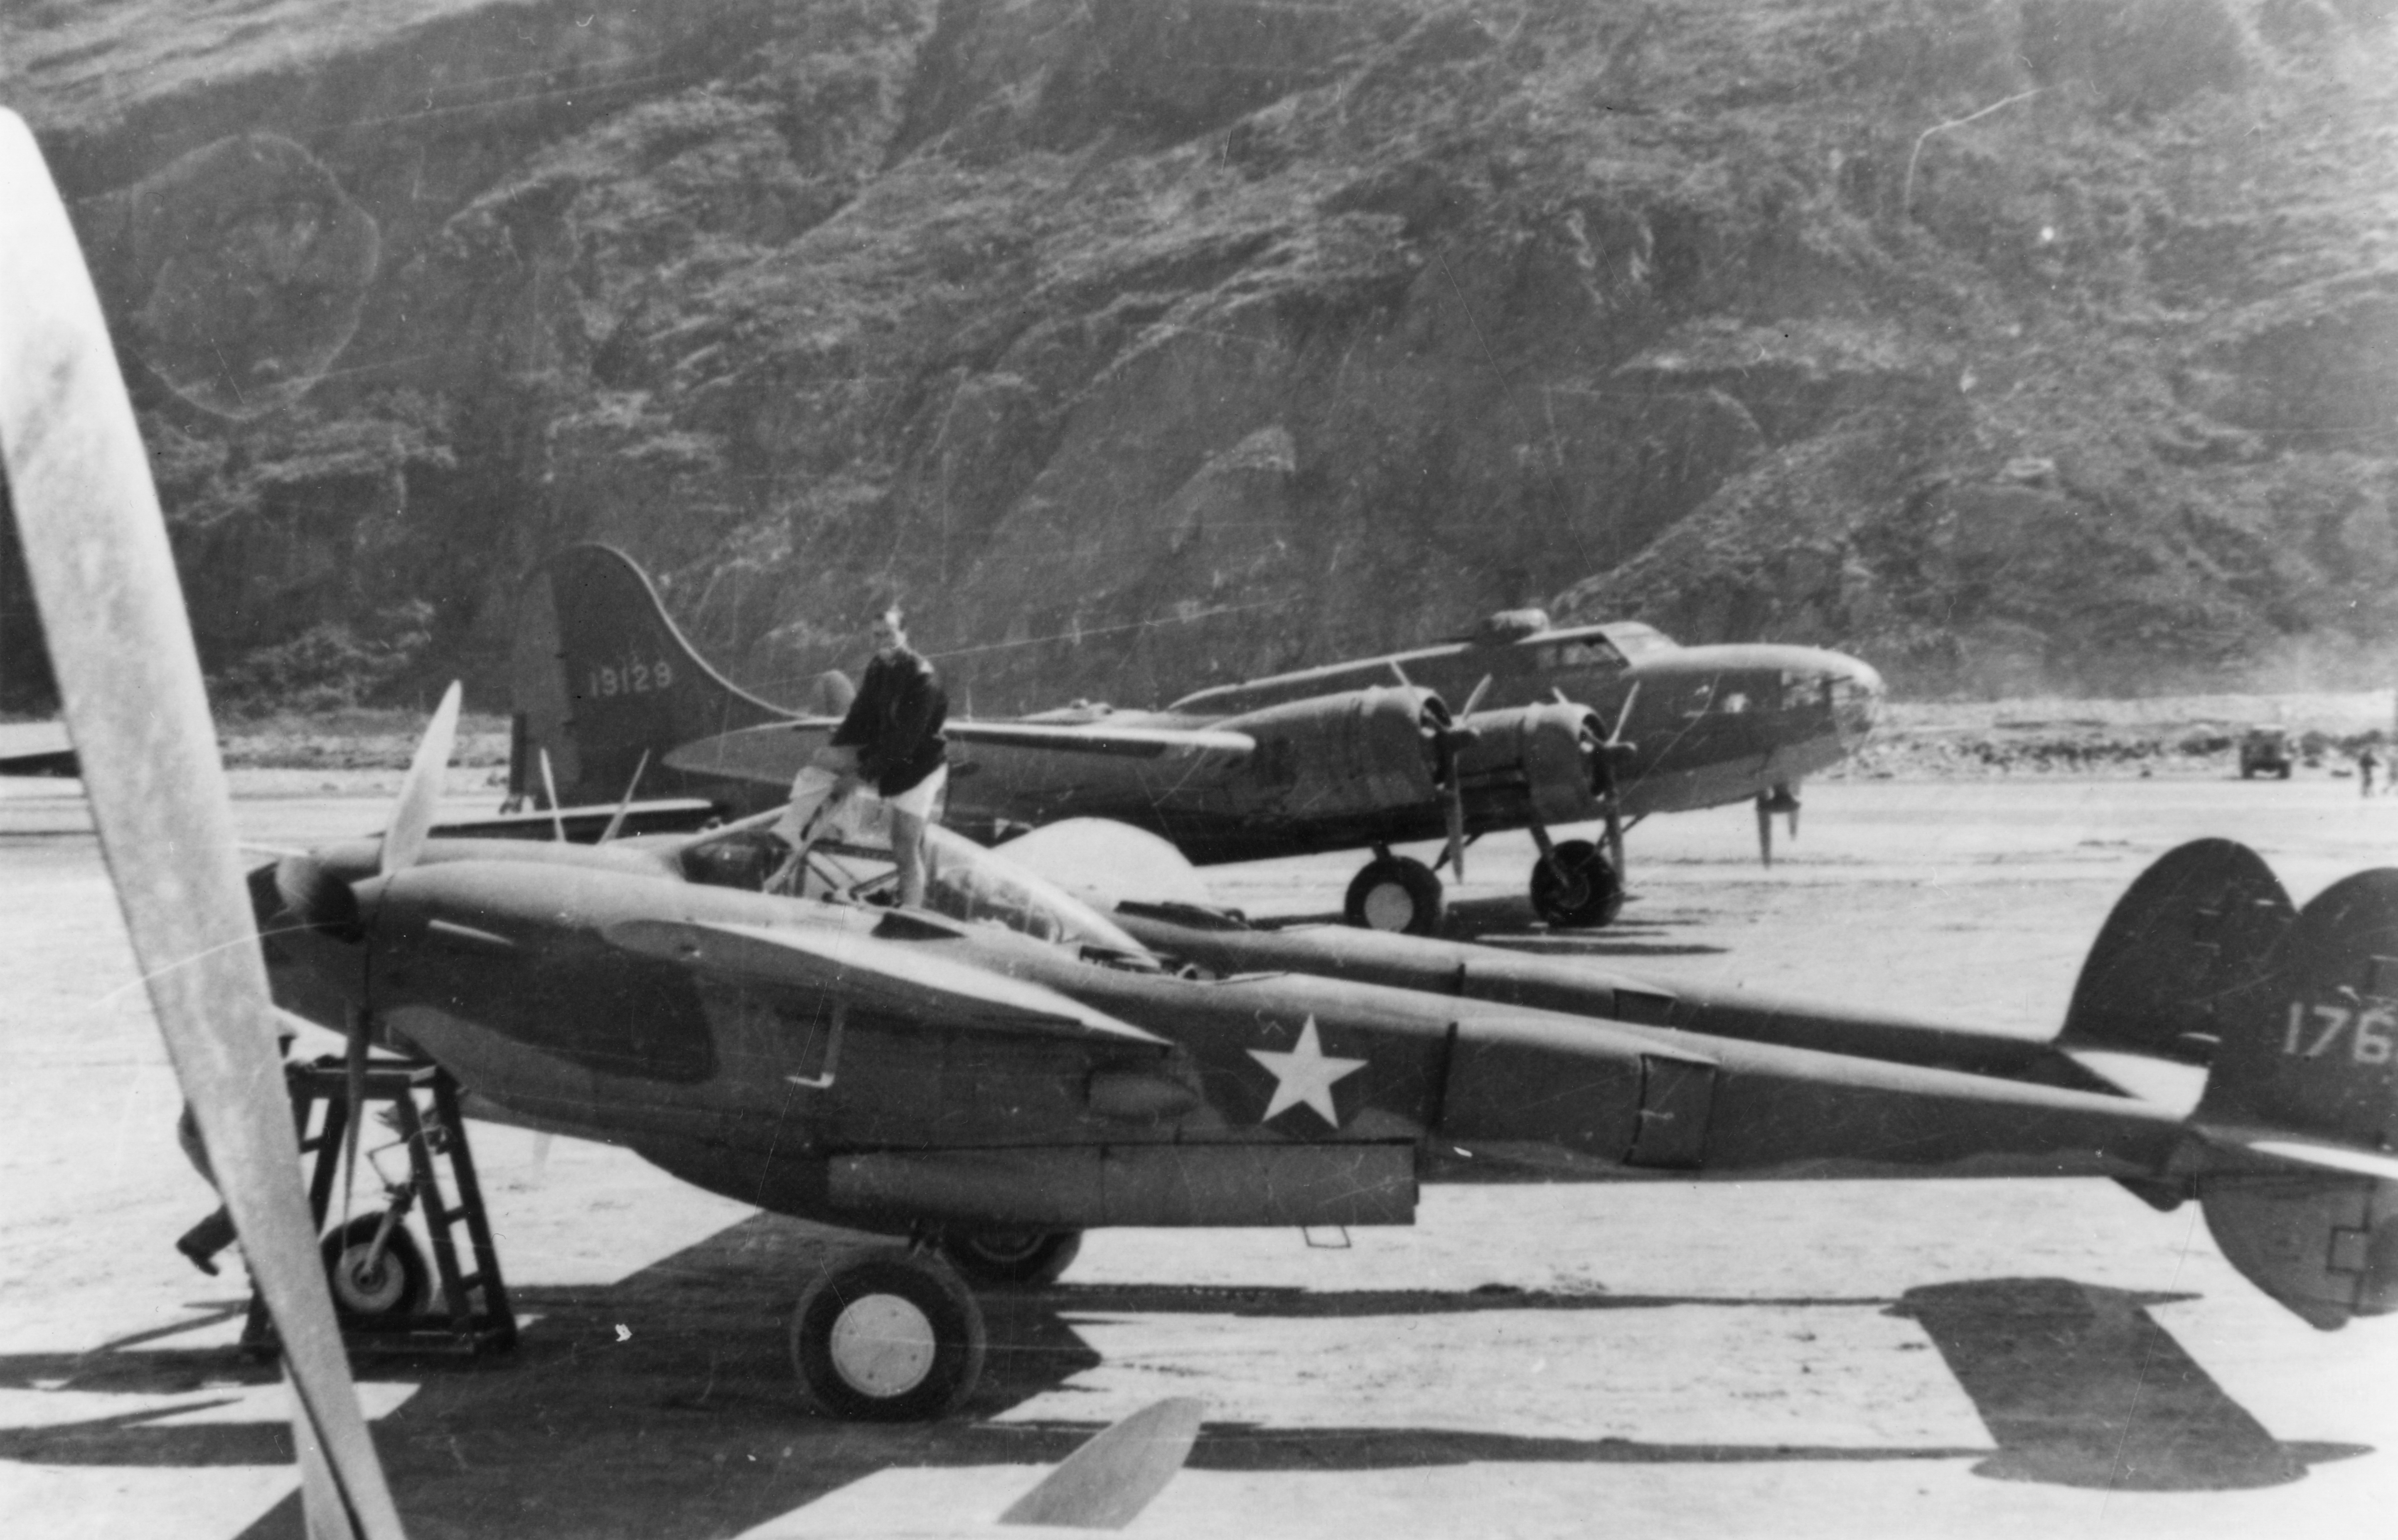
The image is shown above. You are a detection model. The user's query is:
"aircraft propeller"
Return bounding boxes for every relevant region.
[327,682,463,1221]
[1595,683,1639,871]
[0,109,406,1539]
[1436,674,1494,881]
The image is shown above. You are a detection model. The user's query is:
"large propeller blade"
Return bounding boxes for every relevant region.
[1596,684,1639,872]
[383,682,462,878]
[598,748,651,844]
[344,682,462,1225]
[537,746,568,843]
[1439,674,1495,881]
[0,110,405,1540]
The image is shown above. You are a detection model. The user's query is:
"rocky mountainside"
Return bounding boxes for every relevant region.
[3,0,2393,714]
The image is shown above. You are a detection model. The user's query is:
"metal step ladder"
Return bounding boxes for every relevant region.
[243,1055,517,1358]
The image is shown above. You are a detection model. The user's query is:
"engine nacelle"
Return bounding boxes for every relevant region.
[1454,702,1605,826]
[1216,685,1444,820]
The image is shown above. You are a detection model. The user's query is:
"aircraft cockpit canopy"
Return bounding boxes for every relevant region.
[1591,621,1677,659]
[918,826,1154,962]
[674,814,1156,964]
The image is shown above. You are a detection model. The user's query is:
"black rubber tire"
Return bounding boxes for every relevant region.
[320,1213,430,1324]
[790,1249,987,1421]
[1529,839,1624,928]
[940,1230,1084,1288]
[1343,856,1446,935]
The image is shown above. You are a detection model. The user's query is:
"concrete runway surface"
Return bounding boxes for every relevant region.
[4,771,2396,1538]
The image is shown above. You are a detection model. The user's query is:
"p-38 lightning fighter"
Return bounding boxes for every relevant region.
[243,706,2398,1421]
[512,544,1884,935]
[5,111,1213,1537]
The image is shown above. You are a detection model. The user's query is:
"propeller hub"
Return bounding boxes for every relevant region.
[275,852,364,942]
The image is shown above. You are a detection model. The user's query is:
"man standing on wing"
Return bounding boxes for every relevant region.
[817,605,948,907]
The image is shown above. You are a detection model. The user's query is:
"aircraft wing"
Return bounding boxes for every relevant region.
[603,915,1170,1045]
[666,718,1254,787]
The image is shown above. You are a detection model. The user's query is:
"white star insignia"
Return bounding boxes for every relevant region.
[1246,1016,1367,1128]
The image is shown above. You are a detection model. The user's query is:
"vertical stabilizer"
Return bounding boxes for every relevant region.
[2057,839,2294,1065]
[512,544,794,808]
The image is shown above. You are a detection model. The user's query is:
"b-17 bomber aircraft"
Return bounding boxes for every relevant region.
[513,543,1884,935]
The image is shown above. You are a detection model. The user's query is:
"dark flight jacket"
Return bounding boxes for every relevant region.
[833,646,948,797]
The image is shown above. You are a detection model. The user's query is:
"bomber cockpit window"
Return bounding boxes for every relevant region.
[1594,622,1676,660]
[1540,636,1628,671]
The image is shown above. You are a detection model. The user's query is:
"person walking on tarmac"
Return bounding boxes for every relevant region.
[801,606,948,907]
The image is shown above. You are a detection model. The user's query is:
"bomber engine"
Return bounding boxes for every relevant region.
[1215,684,1446,822]
[1452,701,1607,827]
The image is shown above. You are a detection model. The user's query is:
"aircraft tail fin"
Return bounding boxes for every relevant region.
[2190,868,2398,1328]
[511,544,835,810]
[2056,838,2295,1066]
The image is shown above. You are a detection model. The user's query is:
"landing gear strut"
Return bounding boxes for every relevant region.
[1528,827,1623,928]
[1345,849,1446,935]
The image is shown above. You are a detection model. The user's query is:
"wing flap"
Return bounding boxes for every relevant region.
[603,916,1166,1044]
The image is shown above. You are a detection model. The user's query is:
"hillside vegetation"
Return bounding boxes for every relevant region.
[3,0,2393,713]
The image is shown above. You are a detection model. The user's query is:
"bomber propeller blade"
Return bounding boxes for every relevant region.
[1440,674,1495,881]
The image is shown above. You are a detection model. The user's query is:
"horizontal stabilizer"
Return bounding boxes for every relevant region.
[2202,1127,2398,1184]
[603,915,1166,1044]
[664,721,837,784]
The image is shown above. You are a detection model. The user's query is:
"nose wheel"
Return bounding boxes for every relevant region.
[791,1247,987,1421]
[321,1212,430,1323]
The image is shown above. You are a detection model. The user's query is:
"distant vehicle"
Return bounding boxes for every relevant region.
[2239,728,2293,780]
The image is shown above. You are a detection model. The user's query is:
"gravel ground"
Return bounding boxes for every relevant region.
[4,769,2396,1538]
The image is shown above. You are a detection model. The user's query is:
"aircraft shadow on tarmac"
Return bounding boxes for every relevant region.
[0,1217,2366,1538]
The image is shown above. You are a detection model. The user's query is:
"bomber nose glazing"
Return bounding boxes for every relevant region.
[1832,657,1885,745]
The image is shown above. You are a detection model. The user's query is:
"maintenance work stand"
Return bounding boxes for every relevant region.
[243,1055,518,1358]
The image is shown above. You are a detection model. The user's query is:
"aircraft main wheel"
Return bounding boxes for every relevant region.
[1530,839,1623,929]
[321,1213,430,1324]
[940,1229,1084,1287]
[791,1248,986,1421]
[1344,856,1445,935]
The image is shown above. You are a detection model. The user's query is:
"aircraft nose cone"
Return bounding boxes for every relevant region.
[1835,657,1886,744]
